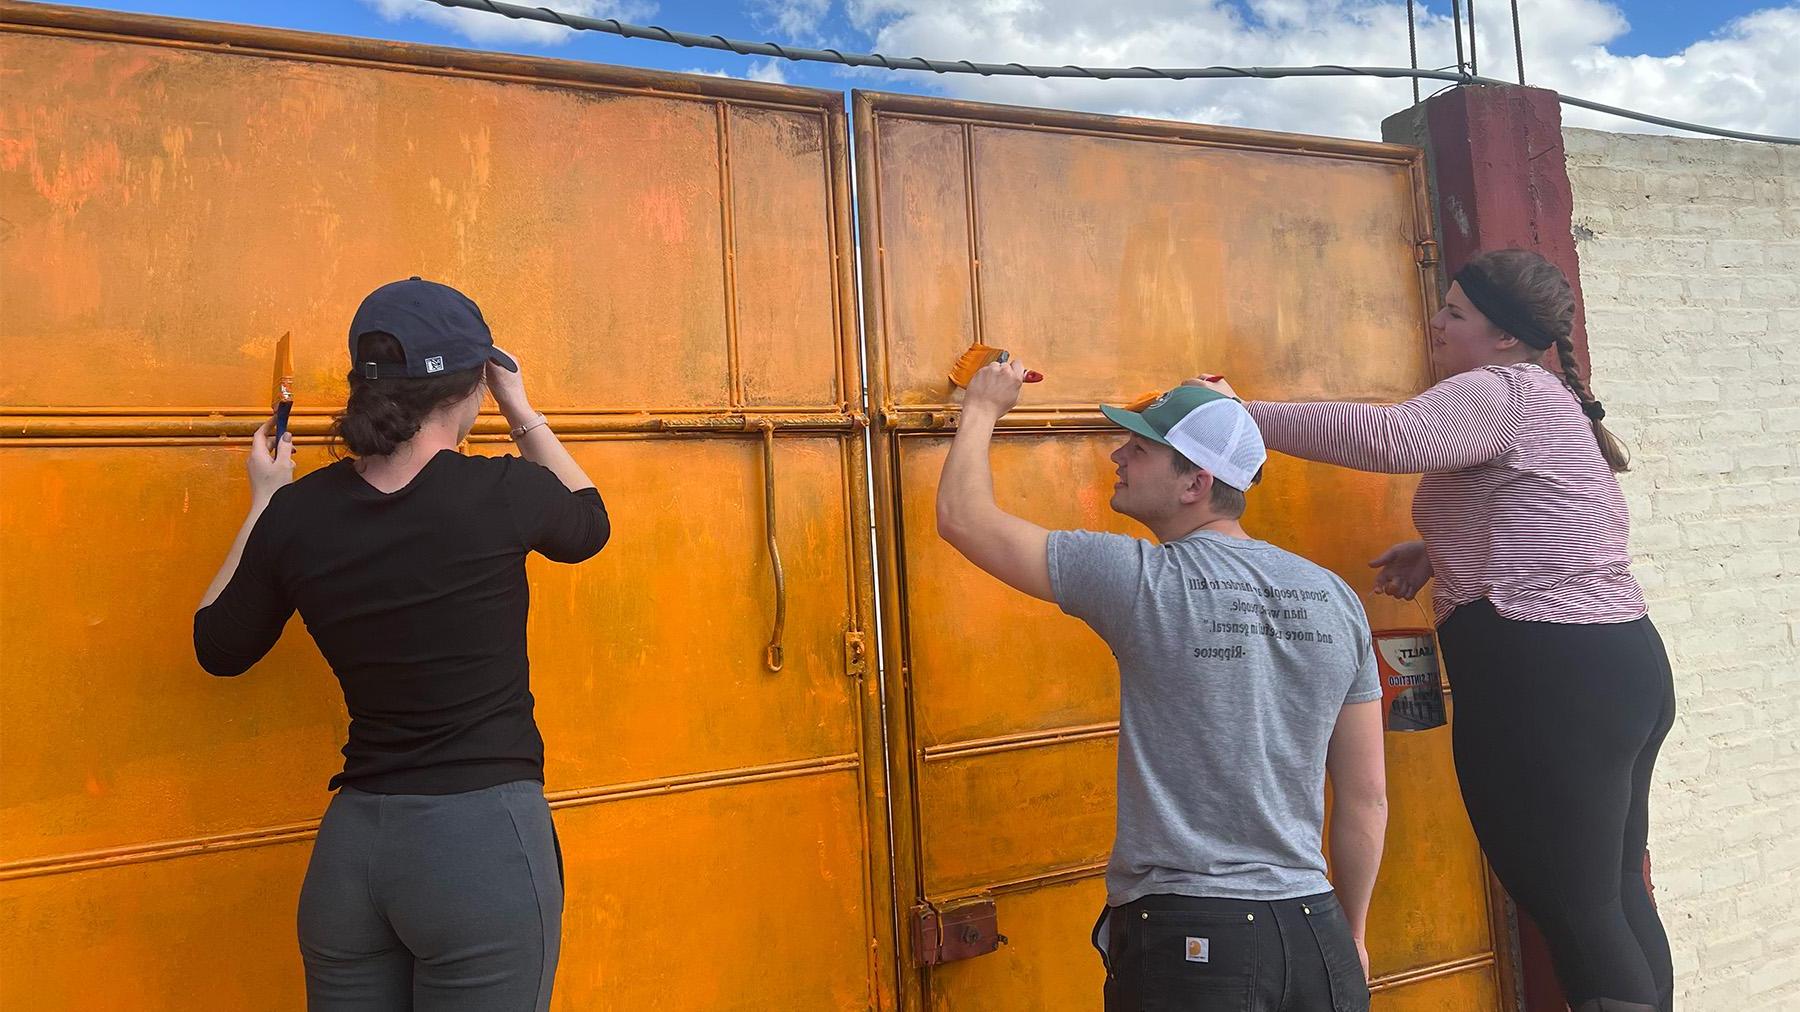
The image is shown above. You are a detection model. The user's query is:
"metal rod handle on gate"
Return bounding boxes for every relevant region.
[760,422,786,672]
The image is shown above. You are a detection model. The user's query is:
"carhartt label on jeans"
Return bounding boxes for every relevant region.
[1185,937,1210,962]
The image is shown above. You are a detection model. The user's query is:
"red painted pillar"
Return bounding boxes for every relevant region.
[1381,83,1590,375]
[1381,84,1646,1012]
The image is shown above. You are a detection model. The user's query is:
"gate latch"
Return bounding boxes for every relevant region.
[911,897,1005,967]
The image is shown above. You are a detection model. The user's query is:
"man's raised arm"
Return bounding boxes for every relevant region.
[936,361,1055,603]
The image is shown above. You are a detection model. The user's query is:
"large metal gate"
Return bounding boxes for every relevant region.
[5,6,1518,1009]
[0,7,893,1009]
[855,91,1512,1011]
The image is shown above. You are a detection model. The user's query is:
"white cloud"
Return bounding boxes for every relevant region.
[360,0,657,47]
[1518,5,1800,138]
[361,0,1796,140]
[840,0,1799,141]
[679,59,792,84]
[751,0,834,42]
[747,58,794,83]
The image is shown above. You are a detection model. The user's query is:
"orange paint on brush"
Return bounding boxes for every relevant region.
[946,343,1044,387]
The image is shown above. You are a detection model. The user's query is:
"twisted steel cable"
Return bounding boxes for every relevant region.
[423,0,1800,144]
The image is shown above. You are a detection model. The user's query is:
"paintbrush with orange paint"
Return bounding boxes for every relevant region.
[946,342,1044,389]
[270,331,295,447]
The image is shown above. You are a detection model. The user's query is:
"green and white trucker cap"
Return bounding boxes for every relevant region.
[1099,386,1267,492]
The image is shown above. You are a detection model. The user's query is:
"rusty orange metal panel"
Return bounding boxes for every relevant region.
[1359,710,1496,978]
[867,112,1435,414]
[857,90,1499,1011]
[0,8,855,416]
[916,736,1116,899]
[0,437,871,864]
[0,772,881,1012]
[552,771,877,1010]
[488,438,866,787]
[0,841,315,1011]
[0,446,346,864]
[898,435,1124,747]
[726,106,850,409]
[1373,963,1504,1011]
[924,877,1109,1011]
[1,6,892,1010]
[895,437,1494,976]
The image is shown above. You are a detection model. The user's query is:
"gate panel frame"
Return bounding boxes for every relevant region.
[0,6,897,1009]
[854,88,1515,1012]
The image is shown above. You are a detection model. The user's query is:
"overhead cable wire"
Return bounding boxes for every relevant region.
[422,0,1800,145]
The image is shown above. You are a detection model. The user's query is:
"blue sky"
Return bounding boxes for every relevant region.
[51,1,1800,139]
[1604,0,1772,53]
[62,1,1780,72]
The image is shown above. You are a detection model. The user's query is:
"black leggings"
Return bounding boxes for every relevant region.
[1438,599,1677,1010]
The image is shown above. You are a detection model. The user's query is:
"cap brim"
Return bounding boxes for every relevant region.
[487,347,519,373]
[1099,404,1170,446]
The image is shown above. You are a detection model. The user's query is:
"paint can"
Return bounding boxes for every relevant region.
[1373,629,1447,731]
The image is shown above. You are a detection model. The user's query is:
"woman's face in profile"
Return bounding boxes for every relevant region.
[1429,282,1506,374]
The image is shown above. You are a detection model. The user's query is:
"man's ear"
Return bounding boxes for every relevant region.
[1179,468,1214,506]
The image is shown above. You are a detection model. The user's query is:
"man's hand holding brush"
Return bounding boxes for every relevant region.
[961,358,1030,423]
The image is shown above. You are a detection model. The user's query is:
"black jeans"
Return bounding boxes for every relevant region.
[1094,891,1368,1011]
[1438,599,1677,1010]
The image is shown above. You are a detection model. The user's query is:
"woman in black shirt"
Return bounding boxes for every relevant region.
[195,278,609,1011]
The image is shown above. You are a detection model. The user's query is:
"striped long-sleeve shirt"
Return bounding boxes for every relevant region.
[1247,363,1645,625]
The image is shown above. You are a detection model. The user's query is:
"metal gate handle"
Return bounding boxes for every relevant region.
[759,421,786,672]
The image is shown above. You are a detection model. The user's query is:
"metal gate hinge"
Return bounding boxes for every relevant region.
[911,897,1004,967]
[1416,237,1440,267]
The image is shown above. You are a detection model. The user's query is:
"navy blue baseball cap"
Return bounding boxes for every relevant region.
[347,277,517,379]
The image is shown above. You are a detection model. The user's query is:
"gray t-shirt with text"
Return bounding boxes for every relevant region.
[1047,529,1380,904]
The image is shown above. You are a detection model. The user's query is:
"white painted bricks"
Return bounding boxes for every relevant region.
[1565,127,1800,1011]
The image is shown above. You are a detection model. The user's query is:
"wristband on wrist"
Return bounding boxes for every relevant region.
[509,414,549,440]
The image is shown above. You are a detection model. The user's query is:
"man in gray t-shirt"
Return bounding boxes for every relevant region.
[937,363,1387,1011]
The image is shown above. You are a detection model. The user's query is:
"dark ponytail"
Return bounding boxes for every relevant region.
[331,332,483,458]
[1465,249,1631,474]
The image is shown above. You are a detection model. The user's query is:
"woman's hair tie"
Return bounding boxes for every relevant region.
[1582,399,1607,422]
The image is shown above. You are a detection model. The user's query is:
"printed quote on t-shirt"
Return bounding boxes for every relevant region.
[1186,576,1337,660]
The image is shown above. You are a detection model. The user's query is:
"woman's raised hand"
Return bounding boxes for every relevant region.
[248,419,295,501]
[486,347,533,425]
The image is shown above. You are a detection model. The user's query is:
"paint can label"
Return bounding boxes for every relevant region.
[1373,629,1447,732]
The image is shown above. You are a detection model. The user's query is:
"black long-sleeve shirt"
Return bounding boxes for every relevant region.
[195,449,609,794]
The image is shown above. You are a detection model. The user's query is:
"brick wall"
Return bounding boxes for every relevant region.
[1564,127,1800,1010]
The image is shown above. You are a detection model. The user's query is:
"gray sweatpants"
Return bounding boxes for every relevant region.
[297,780,563,1011]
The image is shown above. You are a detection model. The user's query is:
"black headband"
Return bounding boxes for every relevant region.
[1452,263,1558,351]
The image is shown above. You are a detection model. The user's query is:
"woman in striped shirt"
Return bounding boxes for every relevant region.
[1195,249,1676,1012]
